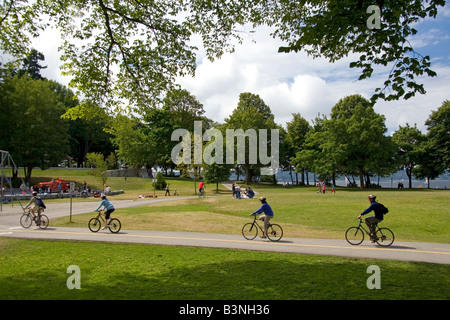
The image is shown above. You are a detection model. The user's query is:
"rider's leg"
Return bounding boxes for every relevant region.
[29,208,36,219]
[102,208,115,229]
[262,215,272,238]
[365,216,381,239]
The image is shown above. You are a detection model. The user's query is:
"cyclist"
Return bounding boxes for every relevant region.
[357,194,384,241]
[250,196,274,238]
[199,179,205,195]
[95,194,115,230]
[24,191,44,221]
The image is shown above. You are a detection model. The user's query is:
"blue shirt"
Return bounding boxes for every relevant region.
[361,202,384,221]
[96,199,115,211]
[252,202,274,217]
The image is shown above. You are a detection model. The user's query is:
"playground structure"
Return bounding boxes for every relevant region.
[0,150,25,211]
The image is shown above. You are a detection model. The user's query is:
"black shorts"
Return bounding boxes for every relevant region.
[105,208,115,219]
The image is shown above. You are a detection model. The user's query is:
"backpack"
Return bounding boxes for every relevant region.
[378,203,388,215]
[37,197,46,209]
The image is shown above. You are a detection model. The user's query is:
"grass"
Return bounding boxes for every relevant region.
[30,168,207,199]
[51,182,450,243]
[3,169,449,300]
[0,238,449,300]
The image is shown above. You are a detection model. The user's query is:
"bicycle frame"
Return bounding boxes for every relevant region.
[249,215,268,232]
[89,210,121,233]
[346,218,394,247]
[356,218,379,235]
[242,214,283,242]
[95,210,107,223]
[20,208,49,229]
[248,216,265,233]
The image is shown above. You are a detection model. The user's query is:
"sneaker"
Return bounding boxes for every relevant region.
[101,225,109,230]
[260,235,267,239]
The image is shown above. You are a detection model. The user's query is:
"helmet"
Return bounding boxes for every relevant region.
[32,191,38,196]
[259,196,266,202]
[101,194,106,199]
[368,194,376,201]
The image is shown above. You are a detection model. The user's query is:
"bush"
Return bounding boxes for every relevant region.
[153,172,167,190]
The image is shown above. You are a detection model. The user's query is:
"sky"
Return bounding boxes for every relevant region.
[31,3,450,135]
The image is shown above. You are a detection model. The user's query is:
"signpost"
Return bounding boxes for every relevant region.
[69,181,75,222]
[152,171,157,197]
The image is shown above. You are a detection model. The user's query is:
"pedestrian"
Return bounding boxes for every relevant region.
[165,183,170,196]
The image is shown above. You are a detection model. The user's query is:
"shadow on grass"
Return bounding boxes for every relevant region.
[2,256,448,300]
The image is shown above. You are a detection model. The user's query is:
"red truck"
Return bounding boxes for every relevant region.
[39,179,74,192]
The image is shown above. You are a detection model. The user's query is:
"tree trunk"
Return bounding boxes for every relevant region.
[359,168,365,189]
[244,163,252,185]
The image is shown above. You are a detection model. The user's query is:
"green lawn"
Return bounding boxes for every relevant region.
[3,169,449,300]
[52,180,450,243]
[1,238,448,300]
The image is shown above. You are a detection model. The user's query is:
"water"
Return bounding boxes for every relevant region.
[230,169,450,189]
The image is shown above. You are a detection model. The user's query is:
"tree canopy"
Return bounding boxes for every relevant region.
[1,0,446,114]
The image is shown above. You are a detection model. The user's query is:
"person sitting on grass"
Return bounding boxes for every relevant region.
[246,187,255,199]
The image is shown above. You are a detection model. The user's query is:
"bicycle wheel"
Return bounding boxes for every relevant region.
[20,214,32,228]
[88,218,101,232]
[108,218,121,233]
[375,227,394,247]
[38,215,49,229]
[242,222,258,240]
[345,227,364,245]
[267,224,283,242]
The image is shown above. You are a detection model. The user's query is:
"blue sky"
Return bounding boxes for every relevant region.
[28,2,450,134]
[176,3,450,134]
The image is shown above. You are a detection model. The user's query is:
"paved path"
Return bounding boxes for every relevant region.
[1,197,449,265]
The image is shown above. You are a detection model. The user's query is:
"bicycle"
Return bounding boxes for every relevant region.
[345,218,394,247]
[88,210,121,233]
[242,214,283,242]
[199,188,206,198]
[20,208,49,229]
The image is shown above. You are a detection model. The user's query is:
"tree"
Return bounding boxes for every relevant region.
[86,152,108,188]
[286,113,311,184]
[143,89,209,174]
[15,48,47,79]
[203,162,231,192]
[328,95,396,188]
[414,100,450,186]
[109,115,153,173]
[153,172,167,190]
[298,95,396,189]
[270,0,443,102]
[223,92,279,184]
[392,123,425,188]
[1,1,445,113]
[0,74,69,180]
[424,100,450,170]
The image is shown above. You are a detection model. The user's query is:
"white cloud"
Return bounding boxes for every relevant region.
[5,11,447,136]
[177,23,449,134]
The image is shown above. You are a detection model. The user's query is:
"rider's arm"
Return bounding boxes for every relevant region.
[24,197,35,208]
[359,203,375,218]
[95,200,104,211]
[251,204,265,216]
